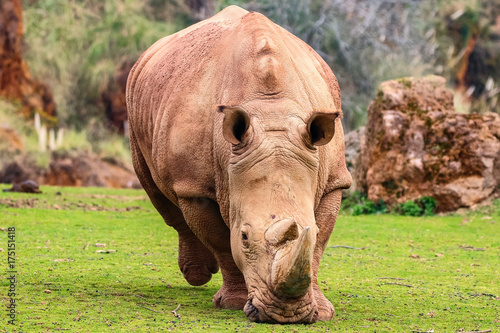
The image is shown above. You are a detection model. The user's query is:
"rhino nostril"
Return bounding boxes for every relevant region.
[244,299,260,322]
[312,309,319,322]
[250,304,259,316]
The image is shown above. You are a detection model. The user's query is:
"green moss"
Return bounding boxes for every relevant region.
[382,179,399,191]
[425,116,433,128]
[416,108,429,116]
[396,77,413,89]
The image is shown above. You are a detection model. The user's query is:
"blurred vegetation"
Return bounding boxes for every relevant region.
[1,0,496,165]
[22,0,178,129]
[341,191,438,217]
[392,197,438,217]
[0,98,130,169]
[431,0,500,113]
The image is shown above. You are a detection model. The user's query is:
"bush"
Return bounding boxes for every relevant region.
[416,196,438,216]
[342,191,388,215]
[341,190,367,210]
[393,196,438,216]
[399,200,422,217]
[343,191,438,217]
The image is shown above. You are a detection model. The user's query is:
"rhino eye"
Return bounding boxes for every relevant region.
[242,232,248,241]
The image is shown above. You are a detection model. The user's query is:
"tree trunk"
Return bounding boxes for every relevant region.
[0,0,56,123]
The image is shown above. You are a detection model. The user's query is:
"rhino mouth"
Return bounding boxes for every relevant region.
[244,290,318,324]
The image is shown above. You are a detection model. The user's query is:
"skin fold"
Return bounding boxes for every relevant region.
[126,5,351,324]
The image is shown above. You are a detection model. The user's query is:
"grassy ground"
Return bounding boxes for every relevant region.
[0,185,499,332]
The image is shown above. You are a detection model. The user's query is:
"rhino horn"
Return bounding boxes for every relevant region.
[271,226,314,298]
[265,218,299,246]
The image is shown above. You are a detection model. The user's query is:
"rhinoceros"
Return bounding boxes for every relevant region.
[126,5,351,324]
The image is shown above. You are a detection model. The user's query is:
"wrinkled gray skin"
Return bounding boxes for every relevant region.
[126,6,351,324]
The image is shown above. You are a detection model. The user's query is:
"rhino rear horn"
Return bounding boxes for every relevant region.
[265,218,299,246]
[218,105,250,145]
[271,226,314,298]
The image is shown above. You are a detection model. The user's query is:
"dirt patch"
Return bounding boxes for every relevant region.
[84,194,148,200]
[0,197,143,211]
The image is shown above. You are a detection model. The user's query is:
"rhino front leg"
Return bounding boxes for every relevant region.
[178,197,248,310]
[312,189,343,321]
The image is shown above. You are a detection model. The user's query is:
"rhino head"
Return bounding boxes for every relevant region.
[218,99,340,323]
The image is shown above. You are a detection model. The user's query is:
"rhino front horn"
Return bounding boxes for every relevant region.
[271,226,314,299]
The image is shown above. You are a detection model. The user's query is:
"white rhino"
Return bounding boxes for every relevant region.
[126,5,351,323]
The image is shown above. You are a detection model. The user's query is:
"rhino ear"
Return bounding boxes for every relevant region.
[306,112,339,146]
[218,105,251,145]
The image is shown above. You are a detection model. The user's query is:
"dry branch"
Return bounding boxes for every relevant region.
[171,304,181,319]
[137,304,164,314]
[330,245,366,250]
[380,282,414,288]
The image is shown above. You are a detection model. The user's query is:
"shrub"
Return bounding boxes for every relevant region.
[341,190,367,210]
[416,196,438,216]
[399,200,422,217]
[393,196,438,216]
[349,196,387,216]
[344,191,438,217]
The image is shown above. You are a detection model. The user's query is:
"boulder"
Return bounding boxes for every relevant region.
[43,152,141,188]
[0,151,141,189]
[356,76,500,212]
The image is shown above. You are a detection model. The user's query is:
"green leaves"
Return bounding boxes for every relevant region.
[393,197,438,217]
[342,191,437,216]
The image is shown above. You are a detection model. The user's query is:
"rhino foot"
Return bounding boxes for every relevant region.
[313,285,335,321]
[178,234,219,286]
[212,286,248,310]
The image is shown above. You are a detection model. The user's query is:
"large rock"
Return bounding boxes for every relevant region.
[0,151,141,189]
[356,76,500,212]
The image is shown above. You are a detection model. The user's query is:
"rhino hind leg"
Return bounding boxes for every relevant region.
[177,228,219,286]
[130,131,218,286]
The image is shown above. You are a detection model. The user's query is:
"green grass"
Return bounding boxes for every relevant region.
[1,185,499,332]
